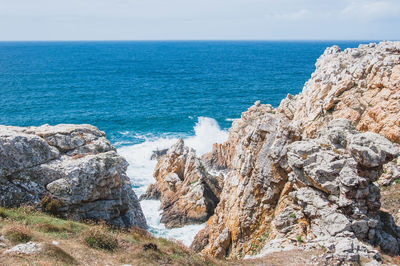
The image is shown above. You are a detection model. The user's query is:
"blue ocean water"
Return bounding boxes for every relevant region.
[0,41,369,146]
[0,40,373,244]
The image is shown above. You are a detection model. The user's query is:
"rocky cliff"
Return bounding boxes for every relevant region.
[186,41,400,263]
[0,124,146,229]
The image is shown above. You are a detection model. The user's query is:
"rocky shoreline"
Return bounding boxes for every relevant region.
[145,41,400,264]
[0,41,399,264]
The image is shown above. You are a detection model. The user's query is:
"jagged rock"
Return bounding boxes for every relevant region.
[278,42,400,144]
[192,42,400,262]
[288,120,399,257]
[198,111,300,258]
[0,124,146,229]
[141,138,223,228]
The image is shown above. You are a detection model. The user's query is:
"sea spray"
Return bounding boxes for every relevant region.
[117,117,228,245]
[185,117,229,156]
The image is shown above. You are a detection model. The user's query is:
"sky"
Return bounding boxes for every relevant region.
[0,0,399,41]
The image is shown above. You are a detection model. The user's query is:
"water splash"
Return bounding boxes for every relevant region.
[117,117,228,245]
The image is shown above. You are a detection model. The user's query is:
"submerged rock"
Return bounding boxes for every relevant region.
[141,138,223,228]
[0,124,146,229]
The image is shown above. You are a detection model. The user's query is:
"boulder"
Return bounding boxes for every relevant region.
[0,124,146,229]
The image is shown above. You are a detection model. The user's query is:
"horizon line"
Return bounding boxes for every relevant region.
[0,39,391,43]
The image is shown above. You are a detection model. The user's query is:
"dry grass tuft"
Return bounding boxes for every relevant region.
[40,195,63,216]
[36,222,65,233]
[3,224,32,244]
[83,225,119,251]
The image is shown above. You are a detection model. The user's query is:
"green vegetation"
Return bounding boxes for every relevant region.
[296,235,303,243]
[289,213,296,219]
[0,206,222,265]
[84,225,119,251]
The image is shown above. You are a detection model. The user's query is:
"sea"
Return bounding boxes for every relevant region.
[0,40,372,245]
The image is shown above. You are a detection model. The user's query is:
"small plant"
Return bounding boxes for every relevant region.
[0,208,9,219]
[395,179,400,184]
[289,213,296,219]
[83,226,119,251]
[301,154,308,160]
[41,195,63,216]
[3,225,32,243]
[296,235,303,243]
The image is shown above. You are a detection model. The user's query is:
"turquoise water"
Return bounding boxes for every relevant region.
[0,40,372,244]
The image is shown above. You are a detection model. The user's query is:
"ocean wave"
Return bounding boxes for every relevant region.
[117,117,227,245]
[225,118,239,122]
[185,116,228,156]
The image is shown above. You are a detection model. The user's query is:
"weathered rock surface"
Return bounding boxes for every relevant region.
[191,41,400,263]
[279,42,400,144]
[141,138,223,228]
[0,124,146,229]
[3,242,42,255]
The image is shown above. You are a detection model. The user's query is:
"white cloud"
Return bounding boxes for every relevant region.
[341,0,400,21]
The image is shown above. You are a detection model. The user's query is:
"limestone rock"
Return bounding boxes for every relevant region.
[0,124,146,229]
[278,41,400,144]
[192,42,400,262]
[4,242,42,255]
[141,139,222,228]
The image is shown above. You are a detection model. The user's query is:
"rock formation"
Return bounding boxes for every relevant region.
[0,124,146,229]
[189,41,400,263]
[141,138,223,228]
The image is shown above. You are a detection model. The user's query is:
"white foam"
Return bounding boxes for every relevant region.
[117,117,228,245]
[118,136,178,196]
[185,116,228,156]
[140,200,205,246]
[225,118,239,122]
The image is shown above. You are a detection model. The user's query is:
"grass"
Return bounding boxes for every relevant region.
[2,224,32,244]
[0,207,223,265]
[83,225,119,251]
[41,243,78,265]
[289,213,296,219]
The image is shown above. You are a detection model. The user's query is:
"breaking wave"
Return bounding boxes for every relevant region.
[117,117,228,245]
